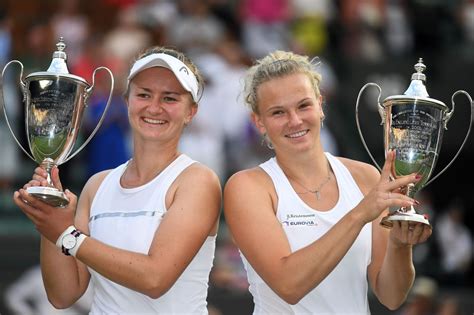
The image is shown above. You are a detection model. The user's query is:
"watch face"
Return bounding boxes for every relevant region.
[62,234,77,250]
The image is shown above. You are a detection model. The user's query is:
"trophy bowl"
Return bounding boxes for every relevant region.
[355,59,473,228]
[1,38,114,207]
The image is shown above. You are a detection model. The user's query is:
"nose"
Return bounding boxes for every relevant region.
[148,97,164,114]
[287,110,302,127]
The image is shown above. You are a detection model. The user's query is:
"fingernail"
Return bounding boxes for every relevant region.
[415,174,422,180]
[413,199,420,205]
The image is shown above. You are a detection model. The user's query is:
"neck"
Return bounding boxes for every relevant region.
[277,150,333,199]
[276,147,327,178]
[121,141,180,187]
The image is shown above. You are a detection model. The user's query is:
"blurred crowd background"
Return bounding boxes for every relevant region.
[0,0,473,314]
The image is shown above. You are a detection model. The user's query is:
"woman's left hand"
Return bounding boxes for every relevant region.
[389,221,432,247]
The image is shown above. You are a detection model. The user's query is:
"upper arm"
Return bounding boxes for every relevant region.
[73,170,110,292]
[343,159,391,291]
[223,169,293,285]
[75,170,110,234]
[146,164,221,285]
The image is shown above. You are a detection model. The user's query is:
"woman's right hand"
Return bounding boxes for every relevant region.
[355,150,421,224]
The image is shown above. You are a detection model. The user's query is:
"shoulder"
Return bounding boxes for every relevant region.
[225,166,272,193]
[75,169,113,233]
[166,161,221,216]
[336,156,380,193]
[170,162,222,202]
[224,166,276,210]
[180,162,221,189]
[81,169,113,200]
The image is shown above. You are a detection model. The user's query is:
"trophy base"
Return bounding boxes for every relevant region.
[27,186,69,208]
[380,211,431,229]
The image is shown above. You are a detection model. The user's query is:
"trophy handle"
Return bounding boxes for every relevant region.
[64,66,115,163]
[424,90,473,187]
[1,60,36,162]
[355,82,384,172]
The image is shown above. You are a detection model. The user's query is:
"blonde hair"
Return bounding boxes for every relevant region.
[124,46,204,101]
[243,51,322,114]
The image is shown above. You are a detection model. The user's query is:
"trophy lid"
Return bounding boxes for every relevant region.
[383,58,446,110]
[47,37,69,74]
[25,37,89,85]
[403,58,428,98]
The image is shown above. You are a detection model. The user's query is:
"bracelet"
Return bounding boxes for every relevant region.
[55,225,88,257]
[55,225,76,249]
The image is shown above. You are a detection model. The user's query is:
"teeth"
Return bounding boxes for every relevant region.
[287,130,308,138]
[143,118,165,124]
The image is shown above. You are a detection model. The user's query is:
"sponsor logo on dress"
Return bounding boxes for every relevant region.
[281,213,318,227]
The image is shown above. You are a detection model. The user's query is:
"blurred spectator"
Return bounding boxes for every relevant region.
[384,0,414,57]
[49,0,89,66]
[4,265,93,315]
[180,37,252,180]
[405,1,464,59]
[102,5,152,90]
[18,21,54,73]
[398,276,439,315]
[167,0,225,58]
[435,200,473,285]
[290,0,335,56]
[82,84,131,178]
[0,9,12,66]
[179,52,228,180]
[436,295,462,315]
[339,0,386,61]
[315,58,340,156]
[239,0,292,58]
[461,0,474,44]
[66,36,131,185]
[0,9,18,193]
[134,0,177,29]
[210,224,249,293]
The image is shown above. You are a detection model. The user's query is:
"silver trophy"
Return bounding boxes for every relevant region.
[355,59,473,228]
[1,38,114,207]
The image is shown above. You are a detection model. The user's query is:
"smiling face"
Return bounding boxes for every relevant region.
[126,67,197,145]
[253,72,323,154]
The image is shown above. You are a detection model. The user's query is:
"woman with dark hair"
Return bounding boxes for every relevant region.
[14,47,221,314]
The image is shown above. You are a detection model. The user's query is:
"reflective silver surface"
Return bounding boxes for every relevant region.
[384,100,445,195]
[356,59,474,228]
[25,75,89,165]
[1,38,114,207]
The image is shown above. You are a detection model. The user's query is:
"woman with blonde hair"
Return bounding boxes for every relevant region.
[224,50,432,314]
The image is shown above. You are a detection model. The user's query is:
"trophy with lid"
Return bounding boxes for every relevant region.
[355,59,473,228]
[1,37,114,207]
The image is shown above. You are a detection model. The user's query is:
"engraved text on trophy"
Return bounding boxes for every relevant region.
[389,103,444,190]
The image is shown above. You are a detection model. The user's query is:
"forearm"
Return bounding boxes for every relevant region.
[40,236,86,308]
[76,237,169,298]
[375,241,415,310]
[275,210,366,303]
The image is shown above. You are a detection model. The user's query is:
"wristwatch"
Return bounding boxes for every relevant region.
[61,229,82,256]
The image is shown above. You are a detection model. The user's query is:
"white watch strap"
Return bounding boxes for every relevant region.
[55,225,76,249]
[69,234,87,257]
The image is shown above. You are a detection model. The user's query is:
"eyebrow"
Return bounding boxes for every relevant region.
[265,97,312,113]
[135,87,182,96]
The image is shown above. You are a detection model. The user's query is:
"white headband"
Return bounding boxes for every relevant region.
[127,53,199,102]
